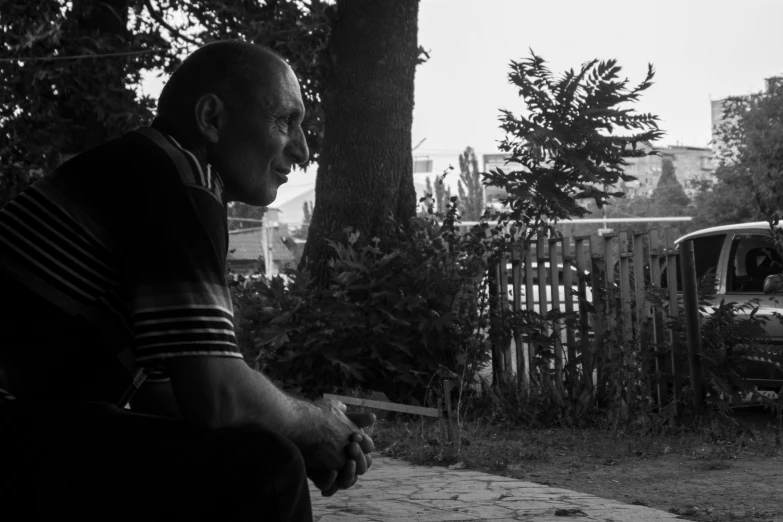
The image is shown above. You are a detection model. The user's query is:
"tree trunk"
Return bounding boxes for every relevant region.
[300,0,419,280]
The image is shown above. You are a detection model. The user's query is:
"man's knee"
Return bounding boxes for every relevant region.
[181,426,312,521]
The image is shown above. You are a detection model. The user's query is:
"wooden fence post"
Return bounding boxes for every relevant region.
[443,379,454,442]
[664,228,683,418]
[633,232,653,409]
[511,243,529,391]
[648,229,669,407]
[488,259,505,388]
[619,233,634,349]
[575,236,593,389]
[498,251,513,385]
[680,240,706,417]
[561,238,577,391]
[588,235,605,389]
[524,241,536,374]
[549,238,564,389]
[536,236,550,370]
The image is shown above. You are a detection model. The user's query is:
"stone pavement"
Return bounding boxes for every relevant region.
[310,456,685,522]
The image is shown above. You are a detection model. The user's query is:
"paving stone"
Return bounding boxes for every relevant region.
[310,456,683,521]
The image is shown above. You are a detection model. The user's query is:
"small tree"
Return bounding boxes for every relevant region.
[433,174,453,215]
[485,53,663,234]
[457,146,485,221]
[651,157,690,222]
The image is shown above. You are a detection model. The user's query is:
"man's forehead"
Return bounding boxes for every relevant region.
[255,65,304,113]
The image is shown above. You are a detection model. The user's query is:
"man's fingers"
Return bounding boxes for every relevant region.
[346,441,369,475]
[346,412,375,429]
[353,432,374,454]
[321,481,339,497]
[307,467,338,494]
[335,458,356,490]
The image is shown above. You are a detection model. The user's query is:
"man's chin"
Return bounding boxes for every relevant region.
[246,190,276,207]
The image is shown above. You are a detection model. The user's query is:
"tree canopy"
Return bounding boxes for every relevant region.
[0,0,171,206]
[689,81,783,230]
[484,53,663,234]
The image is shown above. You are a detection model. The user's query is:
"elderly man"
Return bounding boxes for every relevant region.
[0,40,373,521]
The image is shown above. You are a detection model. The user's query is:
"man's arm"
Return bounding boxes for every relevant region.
[164,356,373,493]
[129,380,181,418]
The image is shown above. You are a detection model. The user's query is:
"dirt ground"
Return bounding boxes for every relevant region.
[490,444,783,521]
[374,409,783,522]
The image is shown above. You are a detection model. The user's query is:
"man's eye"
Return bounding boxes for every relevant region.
[277,116,296,130]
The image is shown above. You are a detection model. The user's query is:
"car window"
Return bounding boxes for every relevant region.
[661,233,726,292]
[692,234,726,283]
[727,234,783,293]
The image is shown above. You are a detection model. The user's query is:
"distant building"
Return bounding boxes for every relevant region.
[624,144,713,197]
[711,75,783,150]
[618,142,661,197]
[227,208,297,276]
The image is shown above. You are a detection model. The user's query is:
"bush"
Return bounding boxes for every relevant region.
[230,209,497,403]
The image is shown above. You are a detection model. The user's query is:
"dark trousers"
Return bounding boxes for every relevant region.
[0,400,312,521]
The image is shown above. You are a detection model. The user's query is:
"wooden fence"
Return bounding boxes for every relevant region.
[484,227,706,414]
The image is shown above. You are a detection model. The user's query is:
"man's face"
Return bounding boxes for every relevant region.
[213,62,309,206]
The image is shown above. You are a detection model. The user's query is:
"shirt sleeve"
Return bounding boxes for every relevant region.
[122,131,242,366]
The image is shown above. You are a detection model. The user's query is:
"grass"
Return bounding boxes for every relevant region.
[365,412,779,470]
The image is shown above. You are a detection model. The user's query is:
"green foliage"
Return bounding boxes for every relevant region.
[0,0,337,209]
[230,210,497,402]
[689,81,783,230]
[0,0,171,207]
[486,52,663,233]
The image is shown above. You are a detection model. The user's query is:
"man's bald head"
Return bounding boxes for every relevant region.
[157,40,286,124]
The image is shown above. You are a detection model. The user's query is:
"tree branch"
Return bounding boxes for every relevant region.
[143,0,200,46]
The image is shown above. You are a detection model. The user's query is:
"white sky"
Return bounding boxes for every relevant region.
[413,0,783,158]
[141,0,783,203]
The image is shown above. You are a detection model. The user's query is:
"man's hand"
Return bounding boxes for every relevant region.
[303,399,375,496]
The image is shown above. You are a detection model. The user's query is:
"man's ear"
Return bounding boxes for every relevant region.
[193,93,226,145]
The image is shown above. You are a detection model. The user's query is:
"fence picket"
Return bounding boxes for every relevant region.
[575,236,592,388]
[562,238,577,380]
[524,240,536,372]
[510,243,528,391]
[664,227,683,417]
[536,237,550,373]
[589,235,605,390]
[619,232,634,348]
[498,251,513,384]
[632,232,652,409]
[477,225,705,416]
[648,229,668,406]
[549,238,564,387]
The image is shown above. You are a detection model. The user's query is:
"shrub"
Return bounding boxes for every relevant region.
[230,208,497,403]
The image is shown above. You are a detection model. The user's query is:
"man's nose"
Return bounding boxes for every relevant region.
[288,126,310,165]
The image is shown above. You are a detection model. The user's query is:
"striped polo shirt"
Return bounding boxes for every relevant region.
[0,120,243,403]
